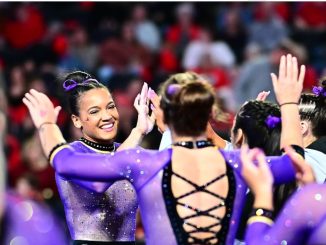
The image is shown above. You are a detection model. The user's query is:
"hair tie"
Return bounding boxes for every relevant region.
[167,84,181,96]
[312,86,326,97]
[265,115,281,129]
[63,78,100,92]
[63,79,78,91]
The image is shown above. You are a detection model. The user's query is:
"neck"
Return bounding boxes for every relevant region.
[171,132,207,143]
[303,134,317,148]
[83,135,114,145]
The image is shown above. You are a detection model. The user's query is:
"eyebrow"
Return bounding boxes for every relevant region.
[87,101,115,111]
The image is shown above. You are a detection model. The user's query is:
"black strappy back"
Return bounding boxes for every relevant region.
[162,141,236,245]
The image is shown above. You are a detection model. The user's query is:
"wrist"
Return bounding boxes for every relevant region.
[132,127,146,138]
[279,102,299,107]
[253,191,274,210]
[38,122,56,130]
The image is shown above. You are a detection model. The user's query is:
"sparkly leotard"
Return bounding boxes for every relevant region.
[56,140,138,242]
[245,184,326,245]
[51,146,295,245]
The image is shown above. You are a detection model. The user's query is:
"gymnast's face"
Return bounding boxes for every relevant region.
[71,88,119,144]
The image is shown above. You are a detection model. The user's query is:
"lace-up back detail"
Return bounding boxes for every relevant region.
[162,157,236,245]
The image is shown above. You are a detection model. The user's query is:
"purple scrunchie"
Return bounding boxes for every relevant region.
[63,78,99,92]
[166,84,181,96]
[265,115,281,129]
[312,86,326,97]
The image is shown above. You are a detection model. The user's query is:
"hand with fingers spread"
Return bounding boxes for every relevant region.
[271,54,305,105]
[284,146,315,186]
[22,89,62,129]
[272,54,305,148]
[148,88,167,133]
[133,82,156,135]
[240,145,274,209]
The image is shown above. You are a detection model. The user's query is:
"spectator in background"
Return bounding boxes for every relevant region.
[159,3,202,73]
[248,2,288,52]
[234,43,286,107]
[59,22,99,72]
[216,3,249,64]
[182,27,235,70]
[3,3,46,50]
[130,4,161,53]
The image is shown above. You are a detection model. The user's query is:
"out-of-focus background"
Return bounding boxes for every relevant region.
[0,2,325,244]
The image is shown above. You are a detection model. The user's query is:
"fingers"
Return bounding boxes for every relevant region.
[133,94,140,110]
[279,55,286,80]
[256,151,272,179]
[22,97,34,111]
[286,54,292,80]
[140,82,148,106]
[24,92,39,108]
[54,106,62,119]
[292,56,298,82]
[298,65,306,85]
[148,88,160,108]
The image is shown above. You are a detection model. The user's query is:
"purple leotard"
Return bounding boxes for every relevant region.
[3,192,68,245]
[55,141,138,241]
[245,184,326,245]
[52,146,295,245]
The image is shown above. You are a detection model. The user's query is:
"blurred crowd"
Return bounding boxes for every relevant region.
[0,2,326,243]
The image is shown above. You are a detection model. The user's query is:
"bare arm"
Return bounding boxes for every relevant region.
[271,54,305,149]
[23,89,65,158]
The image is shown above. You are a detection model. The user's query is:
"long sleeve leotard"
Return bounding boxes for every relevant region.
[51,145,295,245]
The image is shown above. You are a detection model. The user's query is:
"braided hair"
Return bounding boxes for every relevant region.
[233,100,282,156]
[299,78,326,138]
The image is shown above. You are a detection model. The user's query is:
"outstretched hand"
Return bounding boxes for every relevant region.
[22,89,61,129]
[148,88,167,133]
[271,54,305,105]
[133,82,156,135]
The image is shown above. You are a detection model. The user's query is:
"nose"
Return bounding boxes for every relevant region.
[101,110,113,121]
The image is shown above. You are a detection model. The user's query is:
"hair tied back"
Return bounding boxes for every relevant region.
[63,78,100,92]
[312,86,326,97]
[265,115,281,129]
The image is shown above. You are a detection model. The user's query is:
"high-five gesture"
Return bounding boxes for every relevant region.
[23,89,65,158]
[23,89,61,129]
[133,82,156,135]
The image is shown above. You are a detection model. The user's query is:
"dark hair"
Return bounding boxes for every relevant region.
[299,78,326,138]
[233,100,282,156]
[160,72,216,137]
[62,71,107,115]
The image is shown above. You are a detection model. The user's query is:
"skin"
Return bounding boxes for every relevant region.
[71,88,119,144]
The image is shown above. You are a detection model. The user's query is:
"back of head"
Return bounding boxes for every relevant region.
[160,72,216,137]
[61,71,107,115]
[234,100,281,155]
[299,78,326,138]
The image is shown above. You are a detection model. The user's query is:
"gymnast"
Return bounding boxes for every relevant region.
[24,72,296,245]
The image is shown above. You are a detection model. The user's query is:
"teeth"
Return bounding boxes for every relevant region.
[101,123,113,129]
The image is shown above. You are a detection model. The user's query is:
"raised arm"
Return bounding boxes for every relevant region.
[23,89,171,190]
[271,54,305,149]
[23,89,65,158]
[118,82,155,151]
[241,146,320,244]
